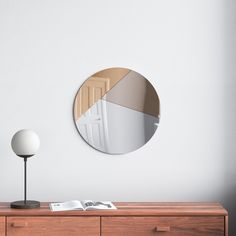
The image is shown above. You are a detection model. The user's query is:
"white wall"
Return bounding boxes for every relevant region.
[0,0,235,234]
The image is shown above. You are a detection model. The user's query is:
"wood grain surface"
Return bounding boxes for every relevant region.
[7,217,100,236]
[0,202,228,216]
[102,216,225,236]
[0,217,5,236]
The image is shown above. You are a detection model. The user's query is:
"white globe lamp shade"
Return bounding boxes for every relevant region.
[11,129,40,157]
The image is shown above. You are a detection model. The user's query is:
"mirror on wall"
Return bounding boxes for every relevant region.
[73,67,160,154]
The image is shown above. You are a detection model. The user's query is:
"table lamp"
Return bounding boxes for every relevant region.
[10,129,40,209]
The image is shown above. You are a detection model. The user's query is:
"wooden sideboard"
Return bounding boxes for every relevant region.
[0,202,228,236]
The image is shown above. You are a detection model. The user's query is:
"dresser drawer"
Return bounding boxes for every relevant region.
[102,216,225,236]
[7,217,100,236]
[0,217,5,236]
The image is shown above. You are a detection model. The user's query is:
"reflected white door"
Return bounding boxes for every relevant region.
[76,100,109,152]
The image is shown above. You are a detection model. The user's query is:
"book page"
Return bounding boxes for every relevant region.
[82,200,117,210]
[50,200,84,211]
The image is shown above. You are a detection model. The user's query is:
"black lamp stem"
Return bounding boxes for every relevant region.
[10,155,40,209]
[24,157,27,204]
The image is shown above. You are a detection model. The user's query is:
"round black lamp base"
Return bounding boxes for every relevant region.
[10,200,40,209]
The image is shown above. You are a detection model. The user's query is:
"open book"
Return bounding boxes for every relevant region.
[50,200,117,212]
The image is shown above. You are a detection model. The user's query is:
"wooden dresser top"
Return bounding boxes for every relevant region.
[0,202,227,216]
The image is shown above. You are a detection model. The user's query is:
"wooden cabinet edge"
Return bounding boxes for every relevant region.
[0,217,5,236]
[225,215,228,236]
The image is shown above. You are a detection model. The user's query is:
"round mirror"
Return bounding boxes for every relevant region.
[74,67,160,154]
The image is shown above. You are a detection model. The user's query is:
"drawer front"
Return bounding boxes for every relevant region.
[0,217,5,236]
[102,216,225,236]
[7,217,100,236]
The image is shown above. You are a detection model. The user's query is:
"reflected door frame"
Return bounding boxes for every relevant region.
[75,77,110,152]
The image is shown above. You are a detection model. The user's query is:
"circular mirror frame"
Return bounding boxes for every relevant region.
[73,67,160,155]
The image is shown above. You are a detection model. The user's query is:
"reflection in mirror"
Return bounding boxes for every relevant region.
[74,68,160,154]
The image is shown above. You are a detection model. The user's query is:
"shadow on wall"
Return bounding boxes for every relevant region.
[222,0,236,235]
